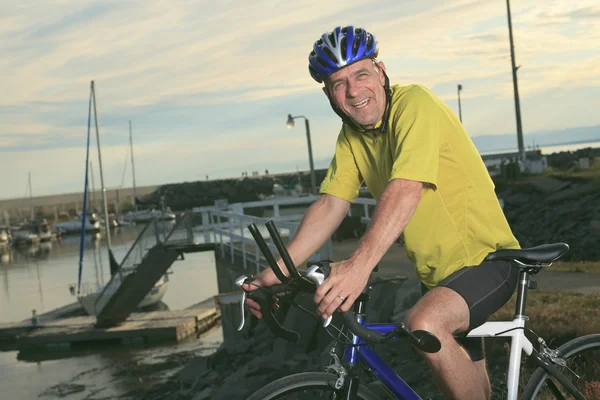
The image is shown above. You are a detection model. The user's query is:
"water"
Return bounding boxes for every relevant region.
[537,140,600,154]
[0,224,221,399]
[481,140,600,156]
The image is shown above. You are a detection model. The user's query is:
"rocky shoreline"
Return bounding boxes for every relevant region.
[498,175,600,261]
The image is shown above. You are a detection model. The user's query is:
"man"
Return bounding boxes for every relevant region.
[244,26,520,400]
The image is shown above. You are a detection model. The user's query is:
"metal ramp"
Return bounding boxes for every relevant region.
[95,213,215,327]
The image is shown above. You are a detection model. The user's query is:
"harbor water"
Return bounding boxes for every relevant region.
[0,224,221,399]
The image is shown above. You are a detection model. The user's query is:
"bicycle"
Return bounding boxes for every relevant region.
[237,221,600,400]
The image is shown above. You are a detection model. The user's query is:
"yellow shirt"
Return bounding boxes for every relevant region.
[320,84,520,287]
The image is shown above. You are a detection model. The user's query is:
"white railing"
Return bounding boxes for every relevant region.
[192,196,377,274]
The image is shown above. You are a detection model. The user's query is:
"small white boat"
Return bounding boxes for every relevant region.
[0,226,11,245]
[122,209,177,223]
[74,274,169,316]
[54,214,101,234]
[12,230,40,246]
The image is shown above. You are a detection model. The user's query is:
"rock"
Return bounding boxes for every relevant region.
[191,387,214,400]
[366,276,405,323]
[139,169,332,210]
[504,192,532,206]
[590,220,600,235]
[499,180,600,261]
[178,357,210,387]
[40,383,87,397]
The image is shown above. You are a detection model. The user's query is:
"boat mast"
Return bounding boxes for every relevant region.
[28,171,34,219]
[129,120,138,212]
[89,161,96,212]
[90,81,112,250]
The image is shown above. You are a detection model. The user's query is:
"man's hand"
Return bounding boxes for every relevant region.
[313,259,371,320]
[242,267,282,319]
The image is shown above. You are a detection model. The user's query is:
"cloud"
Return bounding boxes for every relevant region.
[565,7,600,19]
[537,6,600,23]
[1,0,600,199]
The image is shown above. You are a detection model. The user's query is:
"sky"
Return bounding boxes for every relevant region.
[1,0,600,199]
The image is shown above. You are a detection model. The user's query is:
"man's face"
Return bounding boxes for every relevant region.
[324,59,387,129]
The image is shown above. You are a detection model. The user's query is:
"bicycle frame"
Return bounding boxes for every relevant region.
[343,318,533,400]
[468,319,533,400]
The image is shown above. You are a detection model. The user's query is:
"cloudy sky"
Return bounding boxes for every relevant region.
[1,0,599,199]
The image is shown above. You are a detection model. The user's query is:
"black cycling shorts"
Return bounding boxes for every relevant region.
[422,259,519,361]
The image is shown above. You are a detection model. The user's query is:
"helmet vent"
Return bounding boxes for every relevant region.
[366,35,374,51]
[353,37,361,54]
[328,33,336,46]
[323,47,336,63]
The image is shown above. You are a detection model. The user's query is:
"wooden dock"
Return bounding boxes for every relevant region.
[0,306,220,351]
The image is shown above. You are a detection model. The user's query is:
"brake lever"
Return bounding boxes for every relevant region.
[235,275,252,331]
[306,264,333,328]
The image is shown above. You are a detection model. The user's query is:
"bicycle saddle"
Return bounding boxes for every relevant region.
[484,243,569,265]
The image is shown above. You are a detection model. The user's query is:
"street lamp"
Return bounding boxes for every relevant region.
[286,114,317,194]
[457,84,463,123]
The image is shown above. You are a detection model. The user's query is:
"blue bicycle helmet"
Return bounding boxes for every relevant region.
[309,26,379,83]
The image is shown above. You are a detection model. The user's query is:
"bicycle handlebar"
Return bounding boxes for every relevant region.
[238,221,441,353]
[247,223,290,284]
[246,283,300,342]
[265,220,301,279]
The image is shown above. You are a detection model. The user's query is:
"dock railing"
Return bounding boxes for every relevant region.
[94,214,193,314]
[192,196,376,274]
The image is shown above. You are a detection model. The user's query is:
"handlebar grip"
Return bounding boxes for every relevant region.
[247,286,299,343]
[341,310,441,352]
[340,310,385,342]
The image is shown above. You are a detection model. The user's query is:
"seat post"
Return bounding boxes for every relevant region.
[514,269,529,319]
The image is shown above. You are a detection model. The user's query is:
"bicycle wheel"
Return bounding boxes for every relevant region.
[246,372,381,400]
[522,334,600,399]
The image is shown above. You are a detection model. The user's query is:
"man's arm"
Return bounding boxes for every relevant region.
[315,178,422,318]
[350,178,422,271]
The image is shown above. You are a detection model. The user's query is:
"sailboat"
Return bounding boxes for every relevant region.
[120,121,176,224]
[72,82,168,316]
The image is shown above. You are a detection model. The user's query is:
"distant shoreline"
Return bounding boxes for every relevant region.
[2,140,599,204]
[479,138,600,155]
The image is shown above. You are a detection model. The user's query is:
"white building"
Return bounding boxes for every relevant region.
[481,150,547,176]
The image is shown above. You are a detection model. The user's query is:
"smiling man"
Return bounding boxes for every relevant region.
[244,26,520,400]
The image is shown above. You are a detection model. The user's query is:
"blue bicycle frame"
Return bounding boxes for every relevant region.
[343,317,422,400]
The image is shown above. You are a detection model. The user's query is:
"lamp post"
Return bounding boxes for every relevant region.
[457,84,463,123]
[286,114,317,194]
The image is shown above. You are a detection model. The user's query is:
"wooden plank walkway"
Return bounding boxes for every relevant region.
[0,302,82,347]
[1,307,219,351]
